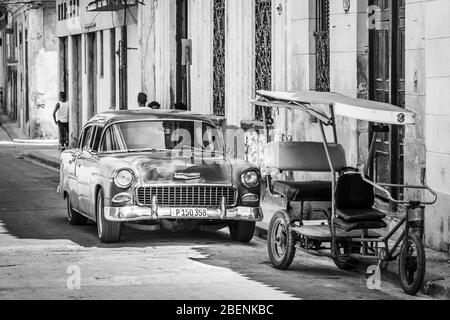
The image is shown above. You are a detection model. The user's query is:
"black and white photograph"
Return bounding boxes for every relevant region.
[0,0,449,311]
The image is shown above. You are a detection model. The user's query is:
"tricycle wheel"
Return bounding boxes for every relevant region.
[333,257,356,271]
[267,211,296,270]
[333,241,357,271]
[399,233,426,295]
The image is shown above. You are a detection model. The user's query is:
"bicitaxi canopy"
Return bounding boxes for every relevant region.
[252,90,416,126]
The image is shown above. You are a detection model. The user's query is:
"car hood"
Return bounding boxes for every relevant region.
[101,152,233,185]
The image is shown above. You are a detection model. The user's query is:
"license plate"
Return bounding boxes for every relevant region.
[171,208,208,218]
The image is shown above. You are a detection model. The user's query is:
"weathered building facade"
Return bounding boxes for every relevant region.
[0,0,58,139]
[55,0,449,252]
[186,0,450,253]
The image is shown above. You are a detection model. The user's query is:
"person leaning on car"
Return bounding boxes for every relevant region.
[53,92,69,151]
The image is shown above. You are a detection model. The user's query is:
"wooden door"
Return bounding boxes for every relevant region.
[176,0,188,107]
[369,0,405,200]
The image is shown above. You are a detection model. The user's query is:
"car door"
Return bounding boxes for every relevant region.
[78,125,103,218]
[68,127,91,211]
[75,125,95,215]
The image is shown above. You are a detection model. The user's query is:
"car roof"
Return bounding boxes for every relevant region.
[85,109,224,127]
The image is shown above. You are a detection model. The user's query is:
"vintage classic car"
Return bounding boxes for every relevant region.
[58,110,263,243]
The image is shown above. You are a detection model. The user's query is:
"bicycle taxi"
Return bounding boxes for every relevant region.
[251,90,438,295]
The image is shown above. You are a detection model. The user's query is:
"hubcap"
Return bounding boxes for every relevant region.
[402,240,419,285]
[271,219,287,261]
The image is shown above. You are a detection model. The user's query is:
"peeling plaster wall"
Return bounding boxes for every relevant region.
[6,5,59,139]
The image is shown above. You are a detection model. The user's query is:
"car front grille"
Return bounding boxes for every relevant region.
[137,186,237,208]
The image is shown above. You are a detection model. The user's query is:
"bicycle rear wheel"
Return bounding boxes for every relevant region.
[398,233,426,295]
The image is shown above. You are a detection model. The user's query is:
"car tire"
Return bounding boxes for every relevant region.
[96,189,122,243]
[229,221,255,243]
[267,211,296,270]
[67,194,88,226]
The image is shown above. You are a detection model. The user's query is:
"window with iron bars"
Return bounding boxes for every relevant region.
[213,0,226,116]
[255,0,272,123]
[314,0,330,92]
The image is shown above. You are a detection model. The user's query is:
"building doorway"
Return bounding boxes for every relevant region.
[315,0,330,92]
[25,29,29,123]
[176,0,188,108]
[73,35,83,144]
[369,0,405,201]
[86,32,97,119]
[255,0,272,123]
[213,0,226,116]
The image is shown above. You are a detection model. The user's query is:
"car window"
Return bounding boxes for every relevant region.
[77,131,84,150]
[81,126,94,151]
[99,121,224,155]
[100,126,127,152]
[91,126,103,152]
[107,121,224,153]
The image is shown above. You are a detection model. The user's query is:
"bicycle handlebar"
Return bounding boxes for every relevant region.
[360,168,438,206]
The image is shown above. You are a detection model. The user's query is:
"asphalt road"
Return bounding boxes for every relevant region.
[0,133,429,300]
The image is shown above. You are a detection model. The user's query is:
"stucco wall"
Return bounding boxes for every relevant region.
[404,0,427,200]
[188,0,214,115]
[424,0,450,252]
[139,0,178,109]
[224,0,255,127]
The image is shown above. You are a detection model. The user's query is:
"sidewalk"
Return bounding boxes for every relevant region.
[20,148,450,299]
[0,112,28,140]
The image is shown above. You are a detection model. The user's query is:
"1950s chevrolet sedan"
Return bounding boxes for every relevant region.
[58,110,263,243]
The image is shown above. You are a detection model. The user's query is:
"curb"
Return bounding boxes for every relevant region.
[0,121,15,141]
[20,152,450,299]
[22,153,60,170]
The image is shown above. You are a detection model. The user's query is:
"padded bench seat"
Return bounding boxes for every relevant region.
[336,208,386,222]
[273,181,332,202]
[334,217,387,232]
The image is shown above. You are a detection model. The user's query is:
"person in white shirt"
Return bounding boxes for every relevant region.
[53,92,69,151]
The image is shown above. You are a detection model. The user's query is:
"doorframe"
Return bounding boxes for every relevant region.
[176,0,188,107]
[368,0,405,201]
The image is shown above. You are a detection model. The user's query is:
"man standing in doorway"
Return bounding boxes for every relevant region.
[53,92,69,151]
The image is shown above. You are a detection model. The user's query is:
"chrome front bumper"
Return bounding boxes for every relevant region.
[104,206,264,223]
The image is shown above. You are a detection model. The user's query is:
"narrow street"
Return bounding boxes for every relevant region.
[0,135,428,300]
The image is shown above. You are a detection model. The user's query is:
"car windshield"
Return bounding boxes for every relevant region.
[101,120,225,156]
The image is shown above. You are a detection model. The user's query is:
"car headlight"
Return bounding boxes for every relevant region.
[114,169,134,188]
[241,170,260,188]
